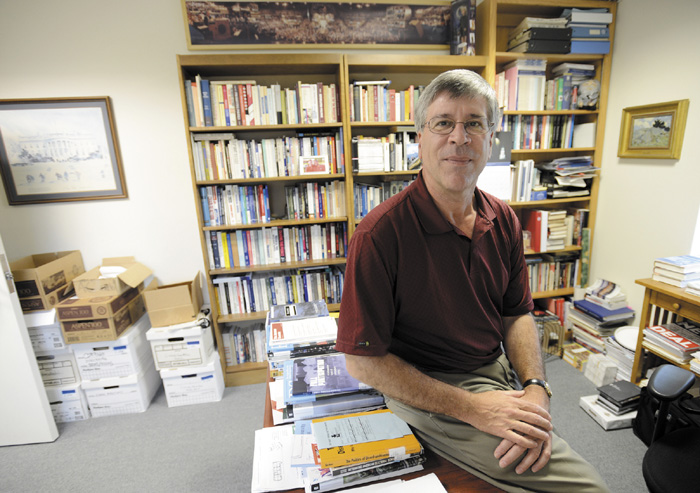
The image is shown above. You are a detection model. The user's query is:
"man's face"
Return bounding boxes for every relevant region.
[417,92,494,197]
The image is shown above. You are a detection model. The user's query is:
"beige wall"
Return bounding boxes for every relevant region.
[591,0,700,318]
[0,0,698,318]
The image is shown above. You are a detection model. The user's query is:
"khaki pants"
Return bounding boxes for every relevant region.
[385,354,611,493]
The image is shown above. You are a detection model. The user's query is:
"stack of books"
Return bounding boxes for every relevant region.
[506,16,571,54]
[596,380,642,415]
[569,298,635,354]
[579,380,641,431]
[560,7,613,54]
[266,301,385,426]
[643,321,700,365]
[549,63,598,111]
[307,409,426,492]
[652,255,700,288]
[604,325,638,382]
[585,279,629,310]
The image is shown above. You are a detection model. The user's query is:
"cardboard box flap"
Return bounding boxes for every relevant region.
[101,257,153,289]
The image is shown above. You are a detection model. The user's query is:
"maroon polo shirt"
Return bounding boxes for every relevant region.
[336,172,534,373]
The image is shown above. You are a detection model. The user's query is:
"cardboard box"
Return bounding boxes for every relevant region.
[73,256,152,298]
[56,283,145,322]
[160,352,224,408]
[45,382,90,422]
[143,273,203,327]
[81,366,161,418]
[145,313,214,370]
[35,347,80,387]
[584,353,618,387]
[11,250,85,312]
[579,395,637,430]
[71,314,153,380]
[60,291,147,345]
[24,309,66,352]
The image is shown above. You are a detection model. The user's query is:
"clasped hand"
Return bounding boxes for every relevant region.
[465,389,553,474]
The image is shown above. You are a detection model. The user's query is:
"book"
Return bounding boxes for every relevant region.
[654,255,700,274]
[508,17,568,40]
[569,24,610,38]
[286,353,371,401]
[572,299,635,324]
[450,0,476,56]
[304,455,426,492]
[561,8,613,25]
[521,209,548,253]
[596,380,641,407]
[508,39,571,54]
[311,409,423,469]
[267,315,338,349]
[644,324,700,355]
[570,39,611,54]
[270,300,330,322]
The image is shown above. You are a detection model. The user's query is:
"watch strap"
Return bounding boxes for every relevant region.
[522,378,552,398]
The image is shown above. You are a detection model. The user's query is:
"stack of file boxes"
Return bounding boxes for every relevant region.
[25,309,90,423]
[143,274,223,408]
[54,257,161,418]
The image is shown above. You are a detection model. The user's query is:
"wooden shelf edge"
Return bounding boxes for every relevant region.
[210,257,347,276]
[219,303,341,324]
[531,287,574,299]
[203,217,349,231]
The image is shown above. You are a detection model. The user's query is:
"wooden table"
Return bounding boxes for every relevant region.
[263,381,502,492]
[631,278,700,383]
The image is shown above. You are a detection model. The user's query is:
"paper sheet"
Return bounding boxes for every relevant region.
[312,412,412,449]
[251,425,305,493]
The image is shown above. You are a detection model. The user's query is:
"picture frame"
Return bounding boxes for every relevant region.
[181,0,451,50]
[617,99,689,159]
[300,155,330,175]
[0,97,127,205]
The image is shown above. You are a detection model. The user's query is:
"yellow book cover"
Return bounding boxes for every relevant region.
[312,409,422,469]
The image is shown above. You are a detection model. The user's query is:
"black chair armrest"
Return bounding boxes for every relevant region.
[647,365,695,402]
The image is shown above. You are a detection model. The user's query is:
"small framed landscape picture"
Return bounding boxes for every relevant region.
[300,155,330,175]
[618,99,689,159]
[0,97,127,205]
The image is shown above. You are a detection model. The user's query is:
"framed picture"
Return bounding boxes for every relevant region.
[617,99,689,159]
[0,97,127,205]
[182,0,451,50]
[300,155,330,175]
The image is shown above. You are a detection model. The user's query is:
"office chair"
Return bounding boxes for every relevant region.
[642,364,700,493]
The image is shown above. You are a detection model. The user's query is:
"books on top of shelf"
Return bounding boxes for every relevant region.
[687,280,700,298]
[311,409,423,469]
[572,299,635,325]
[561,8,613,25]
[508,17,568,41]
[654,255,700,274]
[568,24,610,38]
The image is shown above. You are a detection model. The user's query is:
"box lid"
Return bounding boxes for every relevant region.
[145,322,207,341]
[80,371,143,389]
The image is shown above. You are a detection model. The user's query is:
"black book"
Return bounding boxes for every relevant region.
[596,395,639,415]
[597,380,642,406]
[508,39,572,54]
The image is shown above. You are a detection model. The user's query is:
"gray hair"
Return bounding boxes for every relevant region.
[414,69,498,133]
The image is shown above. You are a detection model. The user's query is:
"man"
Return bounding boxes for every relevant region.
[336,70,609,492]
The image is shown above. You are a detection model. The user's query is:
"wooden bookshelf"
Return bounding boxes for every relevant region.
[177,1,617,386]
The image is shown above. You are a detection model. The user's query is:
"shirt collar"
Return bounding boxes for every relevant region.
[410,171,498,237]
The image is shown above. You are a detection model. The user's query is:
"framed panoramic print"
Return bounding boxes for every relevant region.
[181,0,451,50]
[618,99,689,159]
[0,97,127,205]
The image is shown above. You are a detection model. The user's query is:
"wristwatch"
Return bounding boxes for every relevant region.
[522,378,552,398]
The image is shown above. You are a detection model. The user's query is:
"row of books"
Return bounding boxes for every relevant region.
[351,132,420,173]
[284,180,347,221]
[200,184,269,227]
[521,209,587,253]
[349,81,422,123]
[205,222,348,270]
[354,179,415,220]
[185,77,341,128]
[500,114,577,150]
[191,131,345,181]
[221,323,267,365]
[526,253,579,294]
[214,268,345,316]
[642,320,700,365]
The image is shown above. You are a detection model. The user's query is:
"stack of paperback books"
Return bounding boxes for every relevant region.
[266,300,385,426]
[642,321,700,365]
[652,255,700,289]
[569,297,635,354]
[306,409,426,492]
[584,279,629,310]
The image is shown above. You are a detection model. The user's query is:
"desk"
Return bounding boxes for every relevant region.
[631,278,700,383]
[262,381,502,492]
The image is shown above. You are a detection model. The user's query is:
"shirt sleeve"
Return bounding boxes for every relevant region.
[336,229,396,357]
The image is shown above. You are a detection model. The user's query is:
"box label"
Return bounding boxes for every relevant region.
[15,280,40,298]
[20,297,45,311]
[42,270,67,294]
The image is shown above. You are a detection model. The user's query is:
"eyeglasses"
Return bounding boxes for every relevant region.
[424,117,494,136]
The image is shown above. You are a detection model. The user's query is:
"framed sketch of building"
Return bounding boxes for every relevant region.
[0,97,127,205]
